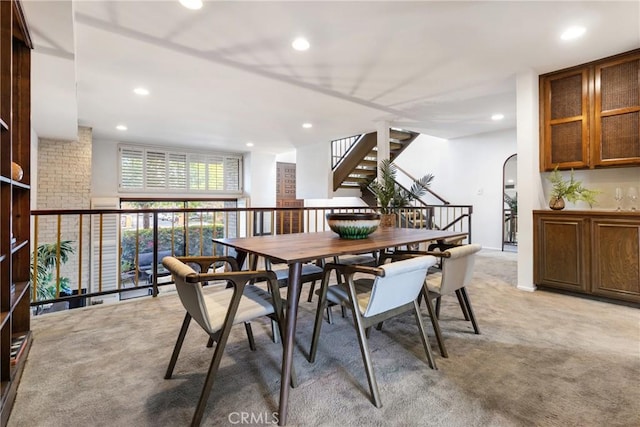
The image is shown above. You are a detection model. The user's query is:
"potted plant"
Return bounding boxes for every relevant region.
[547,167,599,210]
[369,159,434,226]
[30,240,75,313]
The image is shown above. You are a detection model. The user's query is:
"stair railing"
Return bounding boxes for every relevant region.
[394,164,449,204]
[331,134,363,170]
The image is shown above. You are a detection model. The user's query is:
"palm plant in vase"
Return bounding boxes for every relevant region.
[369,159,434,226]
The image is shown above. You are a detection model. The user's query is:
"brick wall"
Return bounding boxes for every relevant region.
[36,127,92,294]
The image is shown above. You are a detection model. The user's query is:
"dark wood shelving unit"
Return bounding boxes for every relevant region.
[0,1,32,425]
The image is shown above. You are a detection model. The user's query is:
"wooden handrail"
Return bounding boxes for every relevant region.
[394,164,449,204]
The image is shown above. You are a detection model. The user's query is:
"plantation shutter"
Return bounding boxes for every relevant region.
[224,157,241,192]
[119,147,144,190]
[119,144,242,193]
[146,151,167,189]
[168,153,187,189]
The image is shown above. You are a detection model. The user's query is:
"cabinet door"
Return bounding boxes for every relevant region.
[534,215,589,292]
[591,218,640,303]
[593,52,640,167]
[540,69,591,171]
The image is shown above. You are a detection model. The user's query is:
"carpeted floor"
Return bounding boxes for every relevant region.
[9,250,640,427]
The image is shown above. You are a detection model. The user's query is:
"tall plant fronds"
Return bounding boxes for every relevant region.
[30,240,75,301]
[369,159,434,213]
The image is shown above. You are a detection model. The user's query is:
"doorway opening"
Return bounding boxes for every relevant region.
[502,154,517,252]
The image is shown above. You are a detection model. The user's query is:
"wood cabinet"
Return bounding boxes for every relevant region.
[534,210,640,304]
[0,1,32,425]
[540,49,640,171]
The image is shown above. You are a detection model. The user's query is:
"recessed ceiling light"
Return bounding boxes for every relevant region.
[179,0,202,10]
[133,87,149,96]
[561,26,586,41]
[246,142,254,147]
[491,113,504,121]
[302,123,313,129]
[292,37,310,51]
[116,125,128,131]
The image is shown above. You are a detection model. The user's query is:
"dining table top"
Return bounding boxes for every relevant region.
[215,227,468,264]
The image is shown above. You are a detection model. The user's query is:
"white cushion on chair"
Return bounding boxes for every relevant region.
[203,285,275,333]
[325,279,374,313]
[325,256,437,318]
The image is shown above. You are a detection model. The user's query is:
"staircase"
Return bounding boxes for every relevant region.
[332,128,419,192]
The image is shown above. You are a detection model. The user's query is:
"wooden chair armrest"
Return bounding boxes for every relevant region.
[324,263,385,277]
[175,255,240,272]
[185,270,277,284]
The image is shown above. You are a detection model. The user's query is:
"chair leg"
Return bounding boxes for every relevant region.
[270,319,280,344]
[326,304,334,324]
[191,325,236,426]
[435,296,441,318]
[244,322,256,351]
[460,287,480,334]
[341,305,347,318]
[351,310,382,408]
[455,289,471,321]
[375,321,384,331]
[310,274,332,363]
[424,293,448,358]
[413,300,437,370]
[307,281,316,302]
[206,337,214,348]
[309,301,328,363]
[165,313,191,379]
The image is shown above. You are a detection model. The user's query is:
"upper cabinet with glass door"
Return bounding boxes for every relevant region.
[539,49,640,171]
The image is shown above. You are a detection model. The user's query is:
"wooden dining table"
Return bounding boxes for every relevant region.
[214,227,468,425]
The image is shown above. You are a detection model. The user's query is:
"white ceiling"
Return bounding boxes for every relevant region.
[22,1,640,155]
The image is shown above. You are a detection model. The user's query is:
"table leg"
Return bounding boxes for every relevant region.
[278,261,302,426]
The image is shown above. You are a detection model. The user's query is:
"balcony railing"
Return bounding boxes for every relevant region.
[30,204,472,313]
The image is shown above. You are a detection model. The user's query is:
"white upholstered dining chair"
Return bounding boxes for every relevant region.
[308,255,438,408]
[162,256,294,426]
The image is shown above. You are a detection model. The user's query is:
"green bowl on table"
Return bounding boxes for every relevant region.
[326,213,381,239]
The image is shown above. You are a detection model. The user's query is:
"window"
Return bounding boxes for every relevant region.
[119,145,242,194]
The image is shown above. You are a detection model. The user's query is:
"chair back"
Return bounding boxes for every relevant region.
[163,256,214,333]
[439,244,482,295]
[363,255,436,318]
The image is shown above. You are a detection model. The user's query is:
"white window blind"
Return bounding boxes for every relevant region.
[119,145,242,194]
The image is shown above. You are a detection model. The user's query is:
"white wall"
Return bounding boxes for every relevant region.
[516,70,544,292]
[92,140,119,198]
[296,141,331,199]
[396,130,516,250]
[244,151,276,207]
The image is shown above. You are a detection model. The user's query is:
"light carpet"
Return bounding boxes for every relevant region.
[9,250,640,427]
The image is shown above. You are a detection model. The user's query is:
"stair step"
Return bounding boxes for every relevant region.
[352,168,376,175]
[390,129,415,141]
[389,142,403,151]
[359,160,378,168]
[344,177,370,184]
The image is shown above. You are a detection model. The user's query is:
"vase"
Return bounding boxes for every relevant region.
[11,162,23,181]
[549,196,565,210]
[380,213,397,228]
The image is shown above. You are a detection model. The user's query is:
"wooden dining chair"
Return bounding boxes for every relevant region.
[162,256,295,426]
[309,255,438,408]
